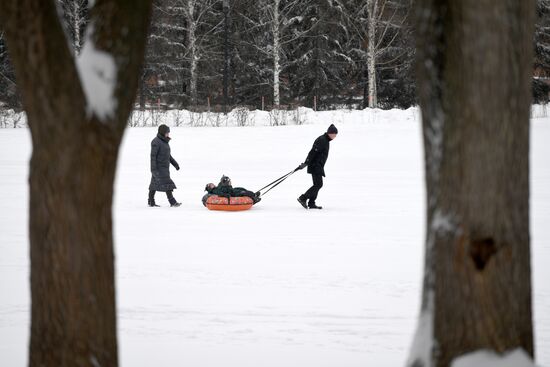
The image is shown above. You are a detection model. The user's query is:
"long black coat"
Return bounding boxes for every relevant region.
[305,133,331,177]
[149,134,179,192]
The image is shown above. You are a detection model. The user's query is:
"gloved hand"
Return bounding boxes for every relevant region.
[297,162,307,170]
[174,164,180,171]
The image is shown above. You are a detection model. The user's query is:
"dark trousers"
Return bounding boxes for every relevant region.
[149,190,176,204]
[303,174,323,203]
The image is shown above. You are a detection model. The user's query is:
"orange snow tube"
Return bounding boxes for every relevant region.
[205,195,254,211]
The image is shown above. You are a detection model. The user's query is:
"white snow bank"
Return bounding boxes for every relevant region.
[127,106,419,127]
[1,104,549,128]
[76,31,117,121]
[452,349,537,367]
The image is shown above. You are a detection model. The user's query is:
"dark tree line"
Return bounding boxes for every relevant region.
[0,30,18,108]
[1,0,549,111]
[1,0,415,111]
[137,0,417,110]
[534,0,550,102]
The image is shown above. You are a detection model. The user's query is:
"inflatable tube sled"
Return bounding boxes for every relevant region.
[204,195,254,211]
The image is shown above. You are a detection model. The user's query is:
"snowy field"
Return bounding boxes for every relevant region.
[0,108,549,366]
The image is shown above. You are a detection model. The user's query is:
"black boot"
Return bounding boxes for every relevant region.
[169,198,181,207]
[297,195,308,209]
[167,191,181,207]
[308,201,322,209]
[170,200,182,207]
[148,190,159,207]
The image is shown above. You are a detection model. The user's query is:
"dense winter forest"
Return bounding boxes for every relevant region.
[1,0,549,113]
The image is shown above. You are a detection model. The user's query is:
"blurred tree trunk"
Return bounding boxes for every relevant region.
[366,0,377,108]
[185,0,199,105]
[139,74,146,110]
[272,0,281,107]
[410,1,535,367]
[0,1,151,366]
[222,0,230,113]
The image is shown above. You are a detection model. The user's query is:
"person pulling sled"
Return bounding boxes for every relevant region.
[296,124,338,209]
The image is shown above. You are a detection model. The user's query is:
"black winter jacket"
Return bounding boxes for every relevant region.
[149,134,179,191]
[305,133,331,177]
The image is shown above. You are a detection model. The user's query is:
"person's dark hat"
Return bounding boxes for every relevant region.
[327,124,338,134]
[158,124,170,135]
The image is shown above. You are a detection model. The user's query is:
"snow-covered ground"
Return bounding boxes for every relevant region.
[0,109,548,366]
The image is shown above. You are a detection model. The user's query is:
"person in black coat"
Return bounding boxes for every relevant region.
[148,124,181,207]
[296,124,338,209]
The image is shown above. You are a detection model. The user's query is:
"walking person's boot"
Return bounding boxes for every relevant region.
[308,200,322,209]
[167,191,181,207]
[169,198,181,207]
[148,191,159,207]
[297,195,308,209]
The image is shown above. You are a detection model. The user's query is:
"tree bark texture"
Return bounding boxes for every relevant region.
[412,1,535,366]
[186,0,198,105]
[272,0,281,107]
[367,0,378,108]
[0,0,152,366]
[223,0,230,113]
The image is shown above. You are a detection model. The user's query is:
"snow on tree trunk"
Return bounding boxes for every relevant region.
[0,0,152,366]
[409,1,535,367]
[77,32,118,120]
[451,349,536,367]
[367,0,377,108]
[272,0,281,107]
